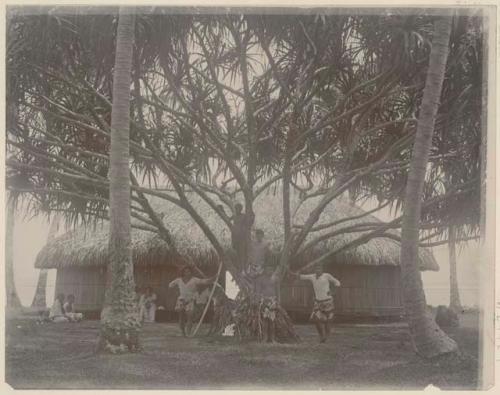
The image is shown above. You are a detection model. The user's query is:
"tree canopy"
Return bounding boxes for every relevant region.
[6,9,482,281]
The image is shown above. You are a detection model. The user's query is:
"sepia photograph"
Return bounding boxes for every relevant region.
[3,2,496,391]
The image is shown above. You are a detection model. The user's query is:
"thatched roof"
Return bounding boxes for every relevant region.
[34,191,438,271]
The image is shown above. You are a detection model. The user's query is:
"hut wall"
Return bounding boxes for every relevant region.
[281,265,404,317]
[54,265,181,312]
[54,264,224,317]
[55,266,106,311]
[133,265,180,311]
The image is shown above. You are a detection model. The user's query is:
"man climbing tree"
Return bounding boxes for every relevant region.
[231,203,255,271]
[247,229,271,280]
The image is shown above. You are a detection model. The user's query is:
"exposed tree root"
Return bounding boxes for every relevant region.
[208,293,300,343]
[97,325,141,354]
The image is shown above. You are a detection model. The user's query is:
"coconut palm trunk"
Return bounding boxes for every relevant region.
[31,215,60,308]
[5,195,22,309]
[400,15,458,358]
[448,225,462,313]
[31,270,48,309]
[98,8,140,353]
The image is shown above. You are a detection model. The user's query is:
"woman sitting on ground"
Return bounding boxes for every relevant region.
[49,293,69,323]
[63,294,83,322]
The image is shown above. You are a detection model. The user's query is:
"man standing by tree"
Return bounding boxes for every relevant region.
[231,203,254,270]
[255,263,279,343]
[246,229,270,279]
[292,265,341,343]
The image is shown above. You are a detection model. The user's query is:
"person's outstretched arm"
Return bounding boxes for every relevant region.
[298,273,314,281]
[168,279,178,288]
[286,269,311,282]
[198,275,217,285]
[327,274,341,287]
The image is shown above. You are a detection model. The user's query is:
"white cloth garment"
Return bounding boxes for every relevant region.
[195,288,211,305]
[49,300,69,322]
[169,277,211,301]
[49,300,65,319]
[299,273,341,300]
[143,293,157,323]
[66,312,83,322]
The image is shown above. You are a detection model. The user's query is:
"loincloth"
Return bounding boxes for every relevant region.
[261,297,278,321]
[175,298,195,313]
[310,297,334,322]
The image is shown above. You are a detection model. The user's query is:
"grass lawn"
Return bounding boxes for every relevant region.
[5,312,479,390]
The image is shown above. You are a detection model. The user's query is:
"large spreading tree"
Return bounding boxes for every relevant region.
[6,8,482,351]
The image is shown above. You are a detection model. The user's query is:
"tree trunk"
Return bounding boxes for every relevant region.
[400,16,458,358]
[448,225,462,313]
[31,270,48,309]
[5,195,22,309]
[98,8,140,353]
[31,215,60,308]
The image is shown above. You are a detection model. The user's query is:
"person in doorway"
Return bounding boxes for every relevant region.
[143,287,157,323]
[169,266,216,336]
[292,264,341,343]
[63,294,83,322]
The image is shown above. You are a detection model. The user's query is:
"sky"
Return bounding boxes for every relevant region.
[12,208,480,309]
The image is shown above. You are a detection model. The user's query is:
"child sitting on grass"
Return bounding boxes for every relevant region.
[63,294,83,322]
[49,293,69,323]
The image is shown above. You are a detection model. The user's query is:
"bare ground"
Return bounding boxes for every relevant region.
[5,312,479,390]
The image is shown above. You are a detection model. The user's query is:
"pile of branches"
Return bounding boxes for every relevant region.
[232,294,300,343]
[206,291,238,337]
[207,289,300,343]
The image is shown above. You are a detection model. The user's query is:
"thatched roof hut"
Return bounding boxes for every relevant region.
[35,191,439,319]
[35,191,437,271]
